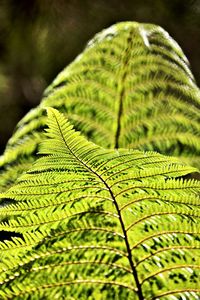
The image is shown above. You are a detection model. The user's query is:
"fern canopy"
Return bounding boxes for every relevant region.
[0,21,200,299]
[0,108,199,299]
[0,22,200,194]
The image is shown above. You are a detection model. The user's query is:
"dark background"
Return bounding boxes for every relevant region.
[0,0,199,154]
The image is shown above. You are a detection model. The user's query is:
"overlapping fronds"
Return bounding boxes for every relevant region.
[0,21,200,299]
[0,109,199,299]
[0,22,200,197]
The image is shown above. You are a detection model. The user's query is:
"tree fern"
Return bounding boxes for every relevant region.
[0,108,199,299]
[0,22,200,195]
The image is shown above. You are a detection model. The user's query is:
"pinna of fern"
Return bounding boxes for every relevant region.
[0,108,199,299]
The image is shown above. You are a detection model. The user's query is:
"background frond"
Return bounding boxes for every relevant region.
[0,22,200,199]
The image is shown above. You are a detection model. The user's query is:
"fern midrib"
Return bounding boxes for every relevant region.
[141,264,200,285]
[150,289,200,300]
[114,29,134,149]
[4,280,136,299]
[135,245,200,267]
[53,111,144,300]
[0,245,128,272]
[131,229,200,250]
[30,260,133,274]
[126,211,200,232]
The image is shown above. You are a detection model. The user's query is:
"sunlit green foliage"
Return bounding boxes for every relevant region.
[0,22,200,299]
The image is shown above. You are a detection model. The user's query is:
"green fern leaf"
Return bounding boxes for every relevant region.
[0,21,200,195]
[0,109,199,299]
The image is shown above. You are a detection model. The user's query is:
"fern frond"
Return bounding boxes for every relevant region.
[0,109,199,299]
[0,22,200,200]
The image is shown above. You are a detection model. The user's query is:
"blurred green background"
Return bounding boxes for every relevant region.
[0,0,199,154]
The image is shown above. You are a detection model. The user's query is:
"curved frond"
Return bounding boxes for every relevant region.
[0,22,200,197]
